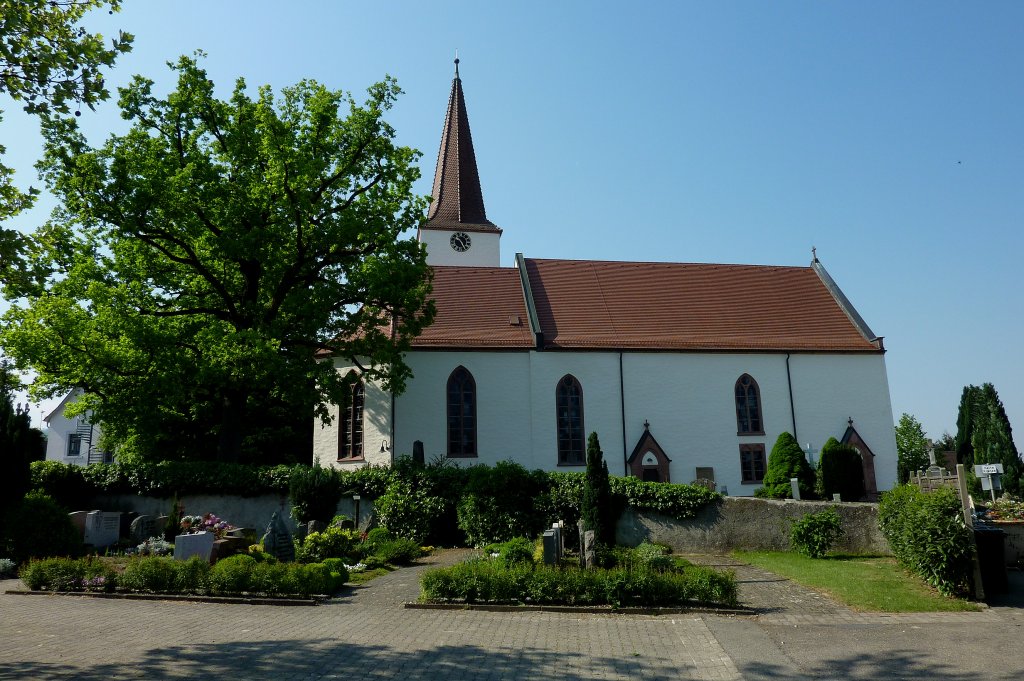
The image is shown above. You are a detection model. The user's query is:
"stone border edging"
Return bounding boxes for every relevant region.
[405,601,757,616]
[4,589,322,606]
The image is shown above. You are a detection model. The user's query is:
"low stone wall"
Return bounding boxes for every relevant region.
[616,496,891,555]
[90,494,375,535]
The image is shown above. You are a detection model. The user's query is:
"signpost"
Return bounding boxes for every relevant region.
[974,463,1004,502]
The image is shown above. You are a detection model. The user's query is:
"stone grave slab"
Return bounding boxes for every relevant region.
[84,511,121,548]
[174,532,215,562]
[129,515,158,543]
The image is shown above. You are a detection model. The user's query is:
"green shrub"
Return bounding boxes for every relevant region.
[320,557,350,589]
[173,556,211,594]
[375,479,445,543]
[817,438,865,501]
[790,507,845,558]
[20,557,85,591]
[295,526,358,563]
[878,485,974,596]
[249,561,291,595]
[757,432,815,499]
[457,461,549,546]
[119,556,178,592]
[609,476,719,520]
[372,538,423,566]
[483,537,536,567]
[29,461,91,510]
[1,492,83,563]
[364,527,393,546]
[289,462,342,524]
[419,560,737,607]
[581,433,614,545]
[209,554,257,594]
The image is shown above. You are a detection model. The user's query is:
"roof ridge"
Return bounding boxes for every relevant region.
[526,257,813,269]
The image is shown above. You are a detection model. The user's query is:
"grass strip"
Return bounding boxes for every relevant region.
[733,551,980,612]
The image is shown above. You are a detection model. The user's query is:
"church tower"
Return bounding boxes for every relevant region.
[418,59,502,267]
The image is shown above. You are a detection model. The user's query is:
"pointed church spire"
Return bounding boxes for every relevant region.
[425,58,499,231]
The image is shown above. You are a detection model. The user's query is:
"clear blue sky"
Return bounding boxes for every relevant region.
[3,1,1022,450]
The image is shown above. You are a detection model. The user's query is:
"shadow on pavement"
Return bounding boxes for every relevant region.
[739,649,1022,681]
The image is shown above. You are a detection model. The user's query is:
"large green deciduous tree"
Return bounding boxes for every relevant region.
[0,0,132,257]
[894,412,930,483]
[0,56,434,464]
[955,383,1020,495]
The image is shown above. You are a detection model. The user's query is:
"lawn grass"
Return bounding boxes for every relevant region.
[347,566,393,585]
[733,551,981,612]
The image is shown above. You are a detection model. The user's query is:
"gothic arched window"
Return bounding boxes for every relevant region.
[735,373,763,435]
[339,374,365,460]
[447,366,477,457]
[556,374,585,465]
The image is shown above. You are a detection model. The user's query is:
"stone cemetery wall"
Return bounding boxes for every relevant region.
[90,494,374,535]
[616,496,891,555]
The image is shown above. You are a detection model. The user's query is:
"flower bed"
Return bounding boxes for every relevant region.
[419,541,737,608]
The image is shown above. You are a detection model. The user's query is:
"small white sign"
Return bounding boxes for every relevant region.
[975,463,1004,475]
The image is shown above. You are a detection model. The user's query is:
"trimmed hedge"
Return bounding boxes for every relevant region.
[878,484,974,597]
[419,559,737,607]
[21,554,348,597]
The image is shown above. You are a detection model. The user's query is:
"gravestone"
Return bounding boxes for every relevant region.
[412,440,425,465]
[174,531,215,561]
[307,520,325,535]
[790,477,801,501]
[261,511,295,562]
[832,493,842,502]
[84,511,121,548]
[583,530,596,570]
[68,511,90,539]
[129,515,158,544]
[542,530,559,566]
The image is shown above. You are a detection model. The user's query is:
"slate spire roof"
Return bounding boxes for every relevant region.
[424,59,500,233]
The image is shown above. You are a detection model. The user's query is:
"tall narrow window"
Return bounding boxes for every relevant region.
[447,366,476,457]
[735,374,763,435]
[740,444,767,483]
[556,374,585,465]
[339,375,364,460]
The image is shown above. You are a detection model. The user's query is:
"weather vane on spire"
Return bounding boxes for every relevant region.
[454,49,460,77]
[811,245,817,262]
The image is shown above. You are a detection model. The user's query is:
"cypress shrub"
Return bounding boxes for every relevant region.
[581,432,614,545]
[817,437,866,501]
[1,492,83,564]
[757,432,815,499]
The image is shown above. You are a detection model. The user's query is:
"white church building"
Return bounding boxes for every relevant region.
[313,61,898,497]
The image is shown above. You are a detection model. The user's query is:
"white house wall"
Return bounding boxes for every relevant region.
[317,349,897,495]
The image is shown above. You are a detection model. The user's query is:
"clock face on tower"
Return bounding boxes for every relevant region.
[450,232,472,252]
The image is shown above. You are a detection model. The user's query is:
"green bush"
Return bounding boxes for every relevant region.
[790,507,845,558]
[375,479,445,543]
[757,432,815,499]
[878,485,974,596]
[817,438,865,501]
[483,537,536,567]
[609,476,718,520]
[29,461,91,510]
[457,461,549,546]
[419,560,737,607]
[119,556,178,592]
[372,538,424,566]
[295,526,358,563]
[581,433,614,545]
[249,561,291,595]
[289,462,343,524]
[209,554,257,594]
[173,556,211,594]
[20,557,86,591]
[1,492,83,563]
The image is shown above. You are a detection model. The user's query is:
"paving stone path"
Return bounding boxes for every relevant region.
[2,551,1021,680]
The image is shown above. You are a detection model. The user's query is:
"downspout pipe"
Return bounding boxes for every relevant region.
[786,352,798,442]
[620,352,628,476]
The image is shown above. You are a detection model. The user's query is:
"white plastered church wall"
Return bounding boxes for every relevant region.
[393,351,533,462]
[314,358,393,470]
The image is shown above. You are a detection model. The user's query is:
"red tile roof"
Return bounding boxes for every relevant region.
[411,266,535,348]
[523,258,880,352]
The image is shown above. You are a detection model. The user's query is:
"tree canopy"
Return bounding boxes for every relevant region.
[0,56,434,463]
[955,383,1020,495]
[894,412,930,483]
[0,0,132,249]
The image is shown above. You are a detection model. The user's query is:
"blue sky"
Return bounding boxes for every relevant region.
[2,1,1021,450]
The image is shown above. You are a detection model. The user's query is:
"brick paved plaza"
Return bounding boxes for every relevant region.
[1,551,1021,680]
